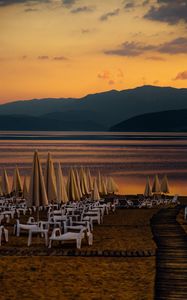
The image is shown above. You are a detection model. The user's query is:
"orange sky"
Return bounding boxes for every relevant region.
[0,0,187,103]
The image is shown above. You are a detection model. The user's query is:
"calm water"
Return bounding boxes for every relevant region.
[0,131,187,195]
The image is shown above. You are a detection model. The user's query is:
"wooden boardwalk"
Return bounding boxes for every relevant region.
[151,206,187,300]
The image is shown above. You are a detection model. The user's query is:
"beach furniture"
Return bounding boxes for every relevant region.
[83,209,101,225]
[49,226,86,249]
[0,225,8,246]
[185,207,187,220]
[14,219,38,237]
[171,194,179,205]
[27,221,48,246]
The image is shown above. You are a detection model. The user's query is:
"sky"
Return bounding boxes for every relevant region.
[0,0,187,103]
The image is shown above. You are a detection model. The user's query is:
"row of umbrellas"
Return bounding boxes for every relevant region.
[144,174,170,197]
[0,151,119,206]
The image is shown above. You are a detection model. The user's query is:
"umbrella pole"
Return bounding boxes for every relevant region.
[36,207,40,223]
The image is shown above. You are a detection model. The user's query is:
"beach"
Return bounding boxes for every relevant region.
[0,208,157,300]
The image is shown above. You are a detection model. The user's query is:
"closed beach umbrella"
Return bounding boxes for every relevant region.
[107,177,119,194]
[144,176,152,197]
[97,171,102,194]
[23,175,30,200]
[45,152,57,203]
[56,162,68,203]
[152,174,161,193]
[28,151,48,209]
[79,167,89,195]
[161,175,170,194]
[0,179,3,196]
[67,168,80,201]
[91,178,100,201]
[74,168,83,199]
[86,168,93,192]
[2,168,11,196]
[12,165,22,197]
[101,176,107,195]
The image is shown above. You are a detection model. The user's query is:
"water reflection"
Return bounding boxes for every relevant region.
[0,131,186,195]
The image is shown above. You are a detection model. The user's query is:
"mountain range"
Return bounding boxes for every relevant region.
[110,109,187,132]
[0,85,187,131]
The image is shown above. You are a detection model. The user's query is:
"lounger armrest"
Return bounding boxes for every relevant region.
[50,228,61,239]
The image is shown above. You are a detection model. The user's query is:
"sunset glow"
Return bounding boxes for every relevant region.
[1,0,187,102]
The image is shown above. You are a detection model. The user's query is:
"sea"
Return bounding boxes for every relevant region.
[0,131,186,196]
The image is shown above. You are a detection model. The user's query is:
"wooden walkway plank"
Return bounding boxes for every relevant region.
[151,206,187,300]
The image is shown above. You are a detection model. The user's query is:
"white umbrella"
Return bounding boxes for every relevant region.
[144,176,152,197]
[12,165,22,197]
[23,175,30,200]
[67,168,80,201]
[161,175,170,194]
[152,174,161,194]
[91,178,100,201]
[97,171,102,194]
[0,178,3,196]
[79,167,89,195]
[1,168,11,196]
[74,168,83,199]
[28,151,48,213]
[45,152,57,204]
[107,177,119,194]
[86,168,93,192]
[56,162,68,203]
[101,176,107,195]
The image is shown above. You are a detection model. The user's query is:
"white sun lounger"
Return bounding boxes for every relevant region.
[49,227,86,249]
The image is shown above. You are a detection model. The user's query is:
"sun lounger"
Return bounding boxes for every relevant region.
[49,227,86,249]
[0,225,8,246]
[27,221,48,246]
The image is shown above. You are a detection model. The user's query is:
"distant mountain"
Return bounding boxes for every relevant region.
[1,85,187,129]
[110,109,187,132]
[0,115,105,131]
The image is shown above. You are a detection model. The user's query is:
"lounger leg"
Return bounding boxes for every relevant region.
[16,226,20,237]
[77,238,81,249]
[4,228,8,242]
[48,240,52,248]
[45,232,48,246]
[28,231,32,246]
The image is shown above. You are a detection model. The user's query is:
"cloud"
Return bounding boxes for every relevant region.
[81,28,91,34]
[98,70,110,79]
[81,28,96,34]
[174,70,187,80]
[71,6,94,14]
[38,55,49,60]
[53,56,68,60]
[144,0,187,25]
[104,41,155,57]
[100,8,120,21]
[146,56,165,61]
[142,0,149,5]
[124,1,135,9]
[0,0,80,9]
[117,69,124,78]
[153,80,159,84]
[108,80,115,85]
[0,0,50,6]
[98,69,124,86]
[104,37,187,56]
[158,37,187,54]
[62,0,78,8]
[24,8,39,12]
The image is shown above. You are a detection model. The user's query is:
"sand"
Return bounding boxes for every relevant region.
[0,208,158,300]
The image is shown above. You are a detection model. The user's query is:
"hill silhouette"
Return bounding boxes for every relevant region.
[110,109,187,132]
[1,85,187,130]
